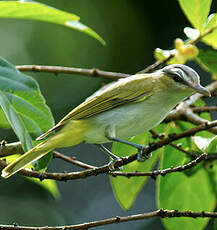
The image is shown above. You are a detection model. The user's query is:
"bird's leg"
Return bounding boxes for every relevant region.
[95,144,122,170]
[95,144,120,160]
[105,126,152,162]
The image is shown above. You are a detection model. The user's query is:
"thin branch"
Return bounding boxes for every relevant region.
[111,153,207,178]
[16,25,217,82]
[16,65,130,80]
[139,24,217,73]
[149,130,197,158]
[0,209,217,230]
[53,151,96,169]
[166,109,217,134]
[1,120,217,181]
[0,141,23,157]
[192,106,217,113]
[0,142,95,170]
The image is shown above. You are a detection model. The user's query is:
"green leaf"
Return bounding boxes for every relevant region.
[190,99,213,154]
[157,142,215,229]
[158,157,215,230]
[157,120,216,230]
[215,219,217,230]
[0,57,54,150]
[0,1,105,45]
[0,57,59,197]
[202,14,217,49]
[193,99,211,122]
[110,125,165,210]
[30,178,60,198]
[178,0,212,32]
[0,108,11,129]
[206,162,217,207]
[5,154,59,198]
[0,58,52,166]
[206,135,217,153]
[197,49,217,75]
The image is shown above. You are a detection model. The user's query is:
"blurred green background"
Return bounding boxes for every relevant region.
[0,0,216,229]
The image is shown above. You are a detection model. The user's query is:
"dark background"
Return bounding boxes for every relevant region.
[0,0,216,229]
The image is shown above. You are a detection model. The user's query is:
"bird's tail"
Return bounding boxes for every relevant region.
[1,140,53,178]
[1,120,89,178]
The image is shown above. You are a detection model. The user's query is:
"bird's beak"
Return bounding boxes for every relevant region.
[192,84,211,97]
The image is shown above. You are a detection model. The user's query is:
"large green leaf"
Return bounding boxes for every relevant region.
[157,119,215,230]
[0,57,54,149]
[110,125,164,210]
[0,109,10,129]
[0,57,58,196]
[158,153,215,230]
[0,1,105,45]
[202,13,217,49]
[197,49,217,75]
[178,0,212,32]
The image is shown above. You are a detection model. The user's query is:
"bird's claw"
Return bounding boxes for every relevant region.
[137,147,152,162]
[108,158,123,171]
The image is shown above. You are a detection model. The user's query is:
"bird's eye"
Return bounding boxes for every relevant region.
[172,74,184,83]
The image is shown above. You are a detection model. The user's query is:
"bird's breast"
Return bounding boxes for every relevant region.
[83,91,187,144]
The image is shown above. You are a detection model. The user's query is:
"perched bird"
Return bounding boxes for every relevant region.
[1,64,210,178]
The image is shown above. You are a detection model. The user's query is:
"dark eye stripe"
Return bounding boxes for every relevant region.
[172,75,184,83]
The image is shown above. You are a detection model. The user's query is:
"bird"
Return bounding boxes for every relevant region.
[1,64,210,178]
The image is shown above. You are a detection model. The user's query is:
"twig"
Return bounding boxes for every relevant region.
[53,151,96,169]
[16,65,130,80]
[192,106,217,113]
[111,153,207,177]
[0,208,217,230]
[16,25,217,80]
[166,109,217,134]
[139,24,217,73]
[0,141,23,157]
[149,130,197,158]
[0,142,95,170]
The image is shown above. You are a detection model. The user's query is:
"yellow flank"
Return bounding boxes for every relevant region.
[1,119,90,178]
[50,119,91,148]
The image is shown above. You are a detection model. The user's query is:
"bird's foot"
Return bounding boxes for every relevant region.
[108,158,123,171]
[137,146,152,162]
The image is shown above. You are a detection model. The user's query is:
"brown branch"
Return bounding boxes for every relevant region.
[53,151,96,169]
[192,106,217,113]
[1,120,217,181]
[111,153,207,178]
[16,65,130,80]
[16,25,217,82]
[0,209,217,230]
[139,24,217,73]
[0,141,23,157]
[166,109,217,134]
[0,142,95,170]
[149,130,197,157]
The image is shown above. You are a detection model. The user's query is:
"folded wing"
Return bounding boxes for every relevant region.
[37,74,154,140]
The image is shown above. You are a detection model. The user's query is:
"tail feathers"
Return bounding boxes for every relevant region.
[1,141,52,179]
[36,123,61,141]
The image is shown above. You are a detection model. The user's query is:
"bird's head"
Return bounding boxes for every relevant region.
[161,64,210,97]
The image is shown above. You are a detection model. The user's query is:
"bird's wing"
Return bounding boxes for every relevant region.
[37,74,154,140]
